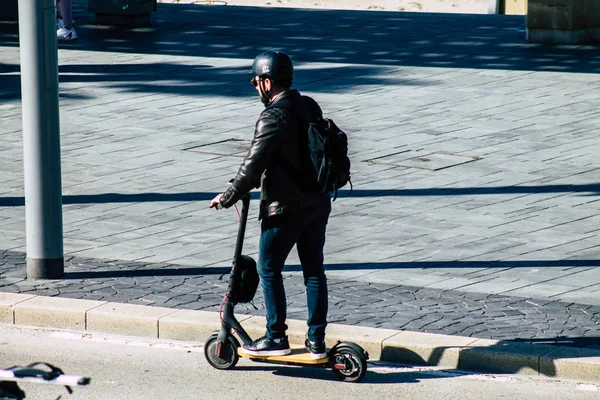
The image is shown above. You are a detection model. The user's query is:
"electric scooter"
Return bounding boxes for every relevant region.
[0,362,90,400]
[204,193,369,382]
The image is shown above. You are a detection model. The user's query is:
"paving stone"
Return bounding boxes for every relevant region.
[2,2,600,353]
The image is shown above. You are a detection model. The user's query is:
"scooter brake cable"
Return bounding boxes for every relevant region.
[219,292,230,324]
[218,292,238,334]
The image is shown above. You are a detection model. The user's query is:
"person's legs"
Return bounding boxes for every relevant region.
[57,0,77,40]
[57,0,72,28]
[296,202,331,344]
[243,202,329,356]
[242,214,303,356]
[257,216,299,339]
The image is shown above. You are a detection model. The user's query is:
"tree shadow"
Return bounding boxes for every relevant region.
[2,1,600,103]
[56,3,600,73]
[53,63,424,97]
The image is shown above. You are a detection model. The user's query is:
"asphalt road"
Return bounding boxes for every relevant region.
[0,325,599,400]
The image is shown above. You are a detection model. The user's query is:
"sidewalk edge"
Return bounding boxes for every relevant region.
[2,294,599,383]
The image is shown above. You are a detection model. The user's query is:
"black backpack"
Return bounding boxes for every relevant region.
[306,118,352,200]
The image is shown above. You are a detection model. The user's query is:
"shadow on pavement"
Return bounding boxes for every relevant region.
[264,362,459,384]
[511,336,600,348]
[340,184,600,197]
[0,182,599,207]
[59,257,600,281]
[2,3,600,382]
[383,336,599,379]
[382,341,561,378]
[2,1,600,103]
[241,336,600,382]
[1,249,597,380]
[53,62,420,97]
[2,2,600,73]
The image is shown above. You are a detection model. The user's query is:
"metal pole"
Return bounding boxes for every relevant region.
[488,0,500,14]
[18,0,64,279]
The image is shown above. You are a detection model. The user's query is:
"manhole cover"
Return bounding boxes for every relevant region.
[363,151,481,171]
[183,139,251,157]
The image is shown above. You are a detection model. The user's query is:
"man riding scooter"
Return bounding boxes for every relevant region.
[210,51,331,359]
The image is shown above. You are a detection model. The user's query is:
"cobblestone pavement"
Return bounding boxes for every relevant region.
[2,250,600,348]
[1,1,600,349]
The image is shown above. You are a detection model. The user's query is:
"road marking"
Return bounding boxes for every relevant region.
[371,364,514,381]
[48,331,204,353]
[576,384,600,392]
[42,330,600,391]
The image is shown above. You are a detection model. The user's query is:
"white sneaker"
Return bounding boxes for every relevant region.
[57,27,78,40]
[57,18,76,30]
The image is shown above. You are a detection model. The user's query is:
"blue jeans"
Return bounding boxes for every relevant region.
[258,201,331,342]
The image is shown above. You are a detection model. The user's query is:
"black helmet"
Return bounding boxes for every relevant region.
[251,51,293,86]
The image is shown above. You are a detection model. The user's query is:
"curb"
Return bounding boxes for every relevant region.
[2,293,600,383]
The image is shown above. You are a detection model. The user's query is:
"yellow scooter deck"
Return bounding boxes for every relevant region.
[238,344,329,365]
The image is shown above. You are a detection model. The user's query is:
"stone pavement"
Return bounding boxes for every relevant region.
[2,249,600,349]
[1,0,600,355]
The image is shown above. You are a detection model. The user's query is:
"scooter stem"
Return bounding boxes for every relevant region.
[233,193,251,262]
[217,192,254,354]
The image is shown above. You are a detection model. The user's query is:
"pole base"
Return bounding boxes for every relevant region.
[26,257,64,279]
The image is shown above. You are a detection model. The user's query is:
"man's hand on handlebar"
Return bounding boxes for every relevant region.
[210,193,224,210]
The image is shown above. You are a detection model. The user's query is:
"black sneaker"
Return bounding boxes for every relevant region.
[243,335,291,356]
[305,338,328,359]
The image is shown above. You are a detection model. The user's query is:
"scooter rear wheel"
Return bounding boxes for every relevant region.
[204,334,240,370]
[331,345,367,382]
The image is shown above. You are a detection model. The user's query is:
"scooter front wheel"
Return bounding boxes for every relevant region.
[331,345,368,382]
[204,334,240,370]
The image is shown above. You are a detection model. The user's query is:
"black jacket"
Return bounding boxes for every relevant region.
[220,89,330,218]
